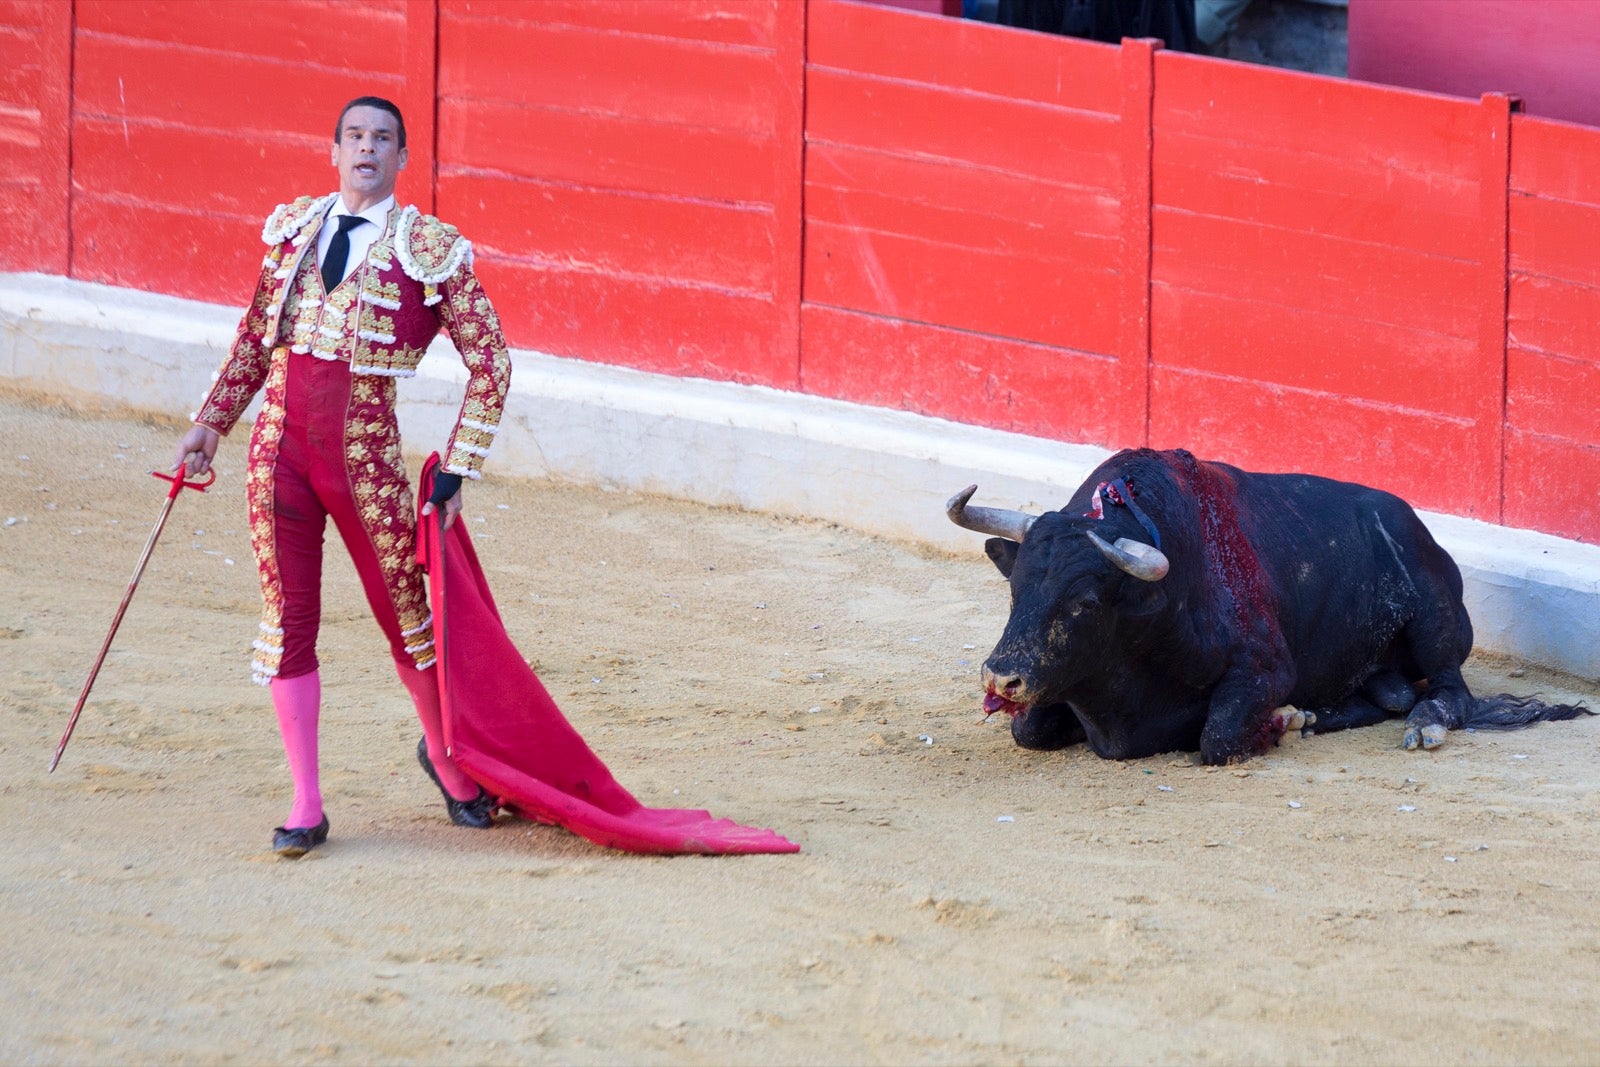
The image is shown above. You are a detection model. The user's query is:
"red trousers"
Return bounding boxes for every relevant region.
[249,351,431,681]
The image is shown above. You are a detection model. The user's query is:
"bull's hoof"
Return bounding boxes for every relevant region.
[1402,723,1448,750]
[1402,700,1450,751]
[1279,705,1316,736]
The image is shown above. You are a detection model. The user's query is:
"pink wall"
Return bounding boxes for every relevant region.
[6,0,1599,542]
[869,0,963,14]
[1350,0,1600,129]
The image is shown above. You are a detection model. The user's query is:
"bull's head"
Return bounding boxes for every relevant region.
[946,485,1170,748]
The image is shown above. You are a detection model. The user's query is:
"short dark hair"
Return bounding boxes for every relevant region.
[334,96,406,150]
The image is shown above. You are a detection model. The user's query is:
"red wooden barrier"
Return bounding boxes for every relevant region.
[1504,115,1600,543]
[1148,54,1502,520]
[0,0,70,274]
[800,0,1138,445]
[5,0,1599,542]
[436,0,804,386]
[68,0,419,306]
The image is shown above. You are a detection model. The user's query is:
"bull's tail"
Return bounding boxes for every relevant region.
[1464,694,1594,731]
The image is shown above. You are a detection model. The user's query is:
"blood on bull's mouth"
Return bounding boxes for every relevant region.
[983,691,1028,720]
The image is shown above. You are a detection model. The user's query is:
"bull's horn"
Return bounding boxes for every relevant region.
[945,485,1037,542]
[1086,529,1169,582]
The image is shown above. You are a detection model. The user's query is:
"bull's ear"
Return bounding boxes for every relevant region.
[1118,577,1169,618]
[984,537,1020,578]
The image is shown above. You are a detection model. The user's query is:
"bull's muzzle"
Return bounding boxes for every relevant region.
[982,664,1030,716]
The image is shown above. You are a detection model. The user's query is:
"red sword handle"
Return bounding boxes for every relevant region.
[47,468,217,773]
[151,466,217,497]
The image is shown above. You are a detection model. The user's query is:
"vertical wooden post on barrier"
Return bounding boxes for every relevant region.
[401,0,438,218]
[1118,38,1159,448]
[776,0,807,389]
[40,0,73,276]
[1477,91,1518,524]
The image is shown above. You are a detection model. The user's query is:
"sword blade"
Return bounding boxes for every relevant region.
[48,488,182,773]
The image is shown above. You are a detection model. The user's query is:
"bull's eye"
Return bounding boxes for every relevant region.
[1067,595,1099,618]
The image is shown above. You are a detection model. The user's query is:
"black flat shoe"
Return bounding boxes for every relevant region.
[272,814,329,857]
[416,737,496,829]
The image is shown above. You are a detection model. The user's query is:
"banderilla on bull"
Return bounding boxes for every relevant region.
[48,466,215,773]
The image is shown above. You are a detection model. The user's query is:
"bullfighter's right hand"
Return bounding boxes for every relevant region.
[174,424,220,477]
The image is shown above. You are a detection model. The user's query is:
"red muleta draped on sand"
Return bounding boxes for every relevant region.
[414,456,800,855]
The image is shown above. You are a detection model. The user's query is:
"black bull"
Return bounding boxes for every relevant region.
[948,448,1590,765]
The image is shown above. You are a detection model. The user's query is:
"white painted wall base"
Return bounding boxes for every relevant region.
[5,272,1597,679]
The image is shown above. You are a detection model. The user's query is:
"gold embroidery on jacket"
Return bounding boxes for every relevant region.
[200,197,511,679]
[245,350,291,685]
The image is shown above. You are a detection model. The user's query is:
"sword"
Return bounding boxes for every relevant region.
[48,466,216,773]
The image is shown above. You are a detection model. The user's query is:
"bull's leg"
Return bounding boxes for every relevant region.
[1299,668,1417,736]
[1362,668,1420,714]
[1199,664,1295,765]
[1393,566,1477,751]
[1303,692,1390,735]
[1010,703,1086,750]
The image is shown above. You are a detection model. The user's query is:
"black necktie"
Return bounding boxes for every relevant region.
[320,215,367,293]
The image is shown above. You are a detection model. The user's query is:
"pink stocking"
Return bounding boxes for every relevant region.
[271,670,323,828]
[397,664,480,801]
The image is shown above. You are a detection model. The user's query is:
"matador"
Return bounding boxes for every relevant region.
[174,97,512,857]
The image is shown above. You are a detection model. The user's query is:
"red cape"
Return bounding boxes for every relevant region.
[414,456,799,855]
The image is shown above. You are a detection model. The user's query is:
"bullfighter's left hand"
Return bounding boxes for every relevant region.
[423,471,464,532]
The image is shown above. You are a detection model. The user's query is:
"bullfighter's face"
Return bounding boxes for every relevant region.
[332,105,407,213]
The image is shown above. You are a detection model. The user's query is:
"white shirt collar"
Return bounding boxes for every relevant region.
[329,194,395,229]
[316,193,396,285]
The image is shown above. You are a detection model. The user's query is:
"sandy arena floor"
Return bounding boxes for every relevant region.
[3,392,1599,1066]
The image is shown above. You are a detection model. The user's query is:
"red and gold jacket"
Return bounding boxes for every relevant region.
[193,193,511,479]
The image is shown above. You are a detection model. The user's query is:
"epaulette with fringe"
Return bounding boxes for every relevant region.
[261,193,337,246]
[395,205,473,285]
